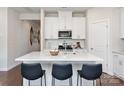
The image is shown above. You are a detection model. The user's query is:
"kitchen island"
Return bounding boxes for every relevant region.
[15,51,103,86]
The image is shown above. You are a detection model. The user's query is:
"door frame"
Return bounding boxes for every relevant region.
[88,18,111,74]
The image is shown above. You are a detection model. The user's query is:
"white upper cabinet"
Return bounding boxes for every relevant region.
[44,17,58,39]
[58,11,72,30]
[120,8,124,38]
[44,12,86,39]
[72,17,86,39]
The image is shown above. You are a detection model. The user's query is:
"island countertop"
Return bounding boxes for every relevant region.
[15,51,103,62]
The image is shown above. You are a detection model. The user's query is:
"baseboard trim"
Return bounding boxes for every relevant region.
[0,68,8,71]
[0,62,21,71]
[7,62,21,71]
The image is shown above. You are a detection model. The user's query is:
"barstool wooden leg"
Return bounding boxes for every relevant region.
[80,77,82,86]
[52,77,55,86]
[44,73,46,86]
[77,73,79,86]
[69,77,72,86]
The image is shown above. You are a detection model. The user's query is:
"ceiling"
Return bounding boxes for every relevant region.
[11,7,90,13]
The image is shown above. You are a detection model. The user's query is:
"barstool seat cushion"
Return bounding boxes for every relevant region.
[52,64,73,80]
[78,64,102,80]
[21,63,45,80]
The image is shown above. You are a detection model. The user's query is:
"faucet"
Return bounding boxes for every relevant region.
[63,40,67,54]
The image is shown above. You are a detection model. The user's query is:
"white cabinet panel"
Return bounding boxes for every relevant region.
[44,18,52,39]
[118,55,124,78]
[51,18,58,39]
[58,12,65,30]
[58,11,72,30]
[113,53,124,79]
[44,17,58,39]
[65,12,72,29]
[72,17,86,39]
[113,54,119,75]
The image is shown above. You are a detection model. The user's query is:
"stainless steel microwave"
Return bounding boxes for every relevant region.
[58,31,72,39]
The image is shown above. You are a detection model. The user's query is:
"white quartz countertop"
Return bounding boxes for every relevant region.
[15,51,103,62]
[112,50,124,55]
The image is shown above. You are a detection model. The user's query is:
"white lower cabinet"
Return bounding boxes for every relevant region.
[113,53,124,79]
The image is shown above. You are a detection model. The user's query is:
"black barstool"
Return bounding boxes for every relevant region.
[21,63,46,86]
[52,64,73,86]
[77,64,102,86]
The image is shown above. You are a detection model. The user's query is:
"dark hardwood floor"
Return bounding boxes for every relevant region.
[97,73,124,86]
[0,65,124,86]
[0,65,22,86]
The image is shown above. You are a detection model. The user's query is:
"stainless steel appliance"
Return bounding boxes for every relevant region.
[58,31,72,39]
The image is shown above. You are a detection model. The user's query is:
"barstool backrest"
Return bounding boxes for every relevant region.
[21,63,43,80]
[81,64,102,80]
[52,64,73,80]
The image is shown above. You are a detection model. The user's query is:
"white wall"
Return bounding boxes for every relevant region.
[111,8,124,50]
[19,13,40,20]
[7,8,25,70]
[87,8,124,50]
[87,8,113,50]
[0,8,8,70]
[87,8,124,75]
[7,8,40,70]
[0,8,40,71]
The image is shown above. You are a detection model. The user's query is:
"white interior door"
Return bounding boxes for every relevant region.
[90,19,109,73]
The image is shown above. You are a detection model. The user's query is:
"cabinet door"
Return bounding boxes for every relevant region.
[113,54,120,75]
[44,17,58,39]
[52,18,58,39]
[44,17,53,39]
[65,11,72,29]
[58,11,72,30]
[118,55,124,78]
[58,11,66,30]
[113,53,124,79]
[72,17,86,39]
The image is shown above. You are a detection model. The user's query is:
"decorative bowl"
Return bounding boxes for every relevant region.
[50,49,59,56]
